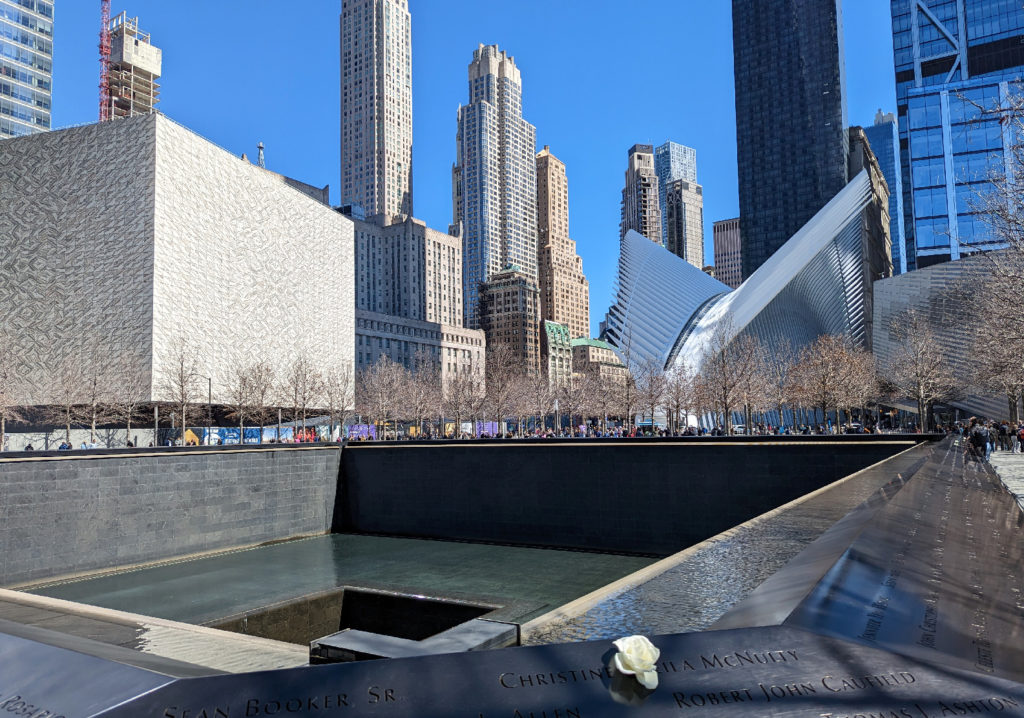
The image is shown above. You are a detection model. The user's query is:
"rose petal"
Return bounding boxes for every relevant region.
[613,652,635,675]
[637,670,659,690]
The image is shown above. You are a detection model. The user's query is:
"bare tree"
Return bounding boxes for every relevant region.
[485,343,521,436]
[524,372,554,435]
[634,358,667,434]
[788,334,857,431]
[247,359,277,443]
[664,362,696,434]
[48,357,84,445]
[223,365,254,444]
[761,340,795,430]
[442,357,482,438]
[507,371,535,436]
[283,352,324,438]
[322,363,354,441]
[160,337,202,445]
[558,372,590,434]
[406,349,440,438]
[77,361,115,445]
[887,311,957,431]
[838,345,879,429]
[695,321,748,432]
[955,91,1024,418]
[731,334,769,433]
[358,355,403,439]
[109,355,149,446]
[582,369,618,433]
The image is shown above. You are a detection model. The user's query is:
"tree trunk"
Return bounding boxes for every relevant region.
[1,414,5,452]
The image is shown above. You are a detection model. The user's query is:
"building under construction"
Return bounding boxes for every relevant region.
[105,12,161,120]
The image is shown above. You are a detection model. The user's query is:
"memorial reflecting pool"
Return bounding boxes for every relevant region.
[20,443,929,650]
[26,534,655,628]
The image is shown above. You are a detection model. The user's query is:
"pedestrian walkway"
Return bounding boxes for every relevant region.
[989,449,1024,506]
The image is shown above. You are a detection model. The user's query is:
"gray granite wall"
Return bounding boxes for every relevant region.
[0,445,341,586]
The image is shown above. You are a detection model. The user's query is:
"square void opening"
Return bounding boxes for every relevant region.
[340,589,491,640]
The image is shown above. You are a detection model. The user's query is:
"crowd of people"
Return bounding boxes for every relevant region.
[356,420,894,441]
[16,417,1019,450]
[960,418,1024,461]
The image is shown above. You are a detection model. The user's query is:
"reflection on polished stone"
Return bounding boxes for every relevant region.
[524,445,930,645]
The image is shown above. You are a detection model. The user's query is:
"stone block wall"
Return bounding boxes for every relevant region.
[0,117,157,404]
[152,117,354,402]
[0,114,355,405]
[0,445,341,586]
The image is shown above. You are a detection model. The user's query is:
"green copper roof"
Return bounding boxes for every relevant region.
[571,337,613,350]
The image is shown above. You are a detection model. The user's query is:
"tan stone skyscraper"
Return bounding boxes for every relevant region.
[536,146,589,339]
[453,44,538,330]
[340,0,413,221]
[620,144,662,243]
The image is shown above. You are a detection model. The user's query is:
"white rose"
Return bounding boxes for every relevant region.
[612,635,660,689]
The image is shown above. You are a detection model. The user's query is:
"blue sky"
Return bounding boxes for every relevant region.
[52,1,897,336]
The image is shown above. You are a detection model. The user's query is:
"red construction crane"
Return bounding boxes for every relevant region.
[98,0,111,121]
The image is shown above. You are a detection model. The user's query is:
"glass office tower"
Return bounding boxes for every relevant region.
[732,0,849,280]
[891,0,1024,268]
[0,0,53,139]
[864,111,907,275]
[654,141,697,247]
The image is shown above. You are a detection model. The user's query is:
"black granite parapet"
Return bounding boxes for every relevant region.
[338,435,936,556]
[718,438,1024,683]
[10,623,1023,717]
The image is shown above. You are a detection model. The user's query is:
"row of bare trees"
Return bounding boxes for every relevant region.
[160,340,355,444]
[355,344,631,438]
[353,316,970,437]
[0,337,355,449]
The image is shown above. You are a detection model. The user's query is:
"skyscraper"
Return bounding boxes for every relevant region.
[536,146,589,340]
[712,218,743,289]
[864,110,906,275]
[452,44,538,331]
[664,179,704,269]
[340,0,412,221]
[890,0,1024,269]
[732,0,849,280]
[351,213,486,386]
[654,141,697,246]
[105,12,161,121]
[479,267,540,374]
[0,0,53,140]
[620,144,662,243]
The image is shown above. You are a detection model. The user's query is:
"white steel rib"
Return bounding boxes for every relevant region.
[605,170,873,374]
